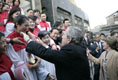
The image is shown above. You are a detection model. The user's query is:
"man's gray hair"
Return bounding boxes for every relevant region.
[67,26,83,45]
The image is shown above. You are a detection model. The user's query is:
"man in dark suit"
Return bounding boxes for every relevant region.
[22,27,91,80]
[90,34,104,80]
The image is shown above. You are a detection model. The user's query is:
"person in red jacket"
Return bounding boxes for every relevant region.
[38,12,51,32]
[9,0,24,15]
[63,18,70,30]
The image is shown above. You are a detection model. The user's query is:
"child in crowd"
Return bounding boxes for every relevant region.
[38,30,57,80]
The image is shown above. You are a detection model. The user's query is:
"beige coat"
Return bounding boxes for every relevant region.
[88,50,118,80]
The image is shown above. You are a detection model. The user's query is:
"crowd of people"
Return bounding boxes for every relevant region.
[0,0,118,80]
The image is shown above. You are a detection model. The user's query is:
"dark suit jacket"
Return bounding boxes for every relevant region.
[90,42,104,58]
[83,38,90,49]
[26,41,91,80]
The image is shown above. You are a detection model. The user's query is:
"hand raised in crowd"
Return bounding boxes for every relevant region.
[20,32,30,42]
[35,37,44,45]
[26,31,36,40]
[48,73,56,80]
[36,37,50,48]
[96,46,100,51]
[21,32,49,48]
[31,57,41,68]
[28,56,41,69]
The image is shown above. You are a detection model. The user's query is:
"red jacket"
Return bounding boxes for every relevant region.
[7,30,27,51]
[0,54,15,80]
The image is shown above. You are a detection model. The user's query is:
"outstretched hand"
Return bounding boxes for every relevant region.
[13,37,25,45]
[21,32,48,48]
[20,32,30,42]
[35,37,49,48]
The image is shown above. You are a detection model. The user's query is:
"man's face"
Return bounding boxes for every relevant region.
[61,31,70,47]
[100,35,105,40]
[34,12,40,17]
[64,20,70,26]
[57,24,63,30]
[94,35,100,42]
[27,10,33,17]
[40,14,46,21]
[0,36,7,54]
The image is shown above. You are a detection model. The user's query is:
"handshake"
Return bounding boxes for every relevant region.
[20,31,48,48]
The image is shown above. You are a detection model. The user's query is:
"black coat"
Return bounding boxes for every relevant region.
[26,41,91,80]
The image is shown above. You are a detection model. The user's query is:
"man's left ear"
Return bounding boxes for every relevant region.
[68,37,72,44]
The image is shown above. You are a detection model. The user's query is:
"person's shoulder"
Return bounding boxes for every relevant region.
[6,21,14,26]
[60,44,86,57]
[61,44,85,51]
[112,50,118,56]
[7,31,16,38]
[61,44,73,49]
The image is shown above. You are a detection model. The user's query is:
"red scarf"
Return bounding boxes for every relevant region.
[28,26,40,37]
[33,27,40,37]
[0,54,15,80]
[64,26,67,31]
[40,21,49,31]
[7,31,27,52]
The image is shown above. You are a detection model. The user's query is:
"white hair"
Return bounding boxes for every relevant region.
[66,26,83,45]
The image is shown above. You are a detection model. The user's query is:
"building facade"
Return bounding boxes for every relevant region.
[100,11,118,35]
[106,11,118,25]
[15,0,90,31]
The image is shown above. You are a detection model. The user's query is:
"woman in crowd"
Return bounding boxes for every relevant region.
[4,7,20,37]
[0,3,10,27]
[6,15,40,80]
[87,37,118,80]
[33,9,40,25]
[9,0,24,15]
[28,16,40,37]
[53,20,63,33]
[53,21,63,46]
[50,28,60,50]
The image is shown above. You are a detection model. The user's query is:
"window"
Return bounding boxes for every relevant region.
[20,0,32,14]
[57,7,72,24]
